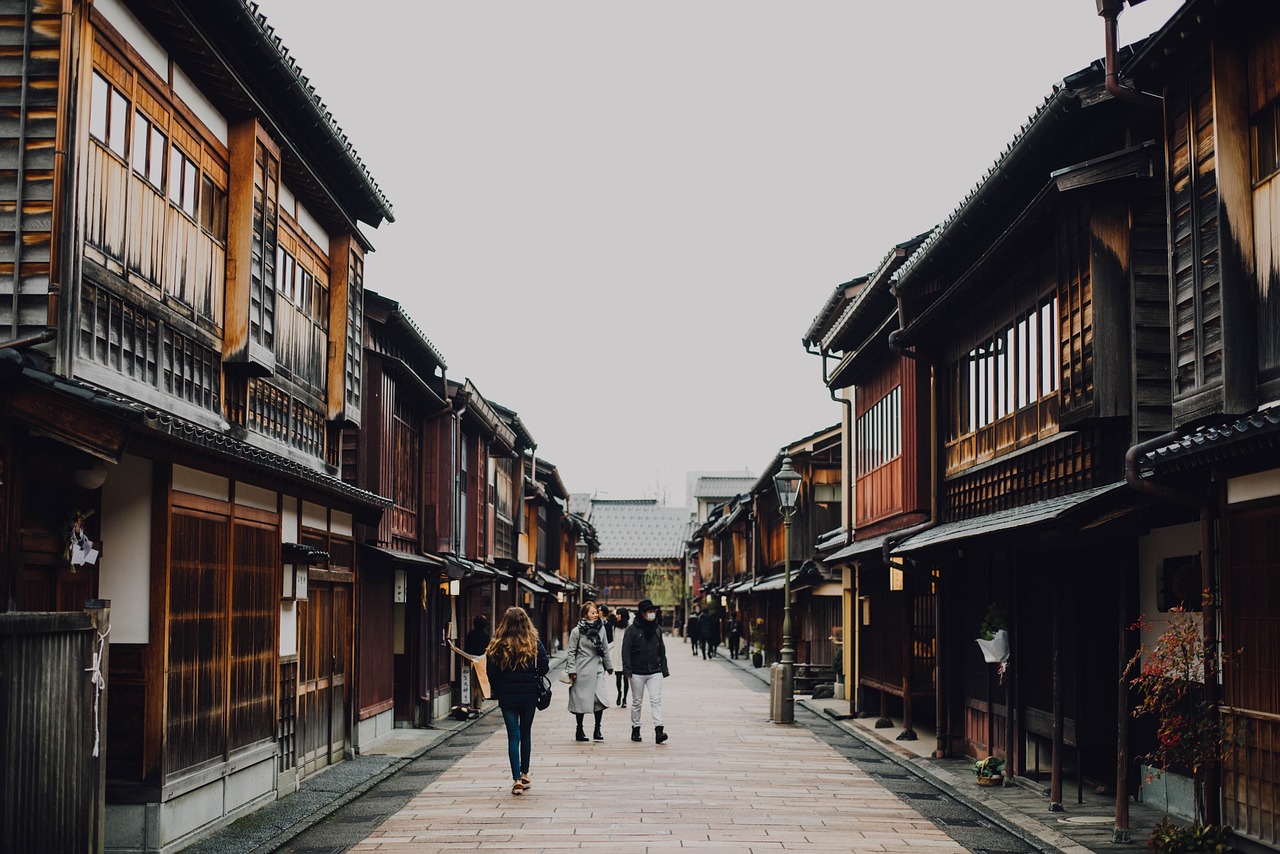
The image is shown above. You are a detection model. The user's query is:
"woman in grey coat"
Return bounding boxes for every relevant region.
[566,601,613,741]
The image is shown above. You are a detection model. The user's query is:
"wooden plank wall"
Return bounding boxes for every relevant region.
[0,607,109,853]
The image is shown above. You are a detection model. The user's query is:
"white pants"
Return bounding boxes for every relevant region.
[629,673,664,727]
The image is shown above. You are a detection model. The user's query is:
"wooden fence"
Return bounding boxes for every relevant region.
[0,603,110,853]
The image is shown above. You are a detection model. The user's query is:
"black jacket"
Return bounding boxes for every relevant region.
[486,640,550,710]
[622,621,669,677]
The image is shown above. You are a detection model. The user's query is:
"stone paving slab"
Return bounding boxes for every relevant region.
[349,642,970,853]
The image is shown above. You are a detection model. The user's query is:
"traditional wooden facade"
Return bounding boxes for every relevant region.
[0,0,393,849]
[346,290,449,737]
[803,232,935,739]
[1123,1,1280,847]
[883,47,1177,814]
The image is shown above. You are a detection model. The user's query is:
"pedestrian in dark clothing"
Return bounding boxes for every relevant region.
[687,608,701,657]
[698,609,721,659]
[485,606,549,796]
[622,599,670,744]
[463,613,492,710]
[612,608,630,705]
[726,615,742,659]
[464,614,491,656]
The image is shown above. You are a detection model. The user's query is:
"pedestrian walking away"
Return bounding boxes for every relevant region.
[622,598,670,744]
[566,601,613,742]
[698,607,721,659]
[463,613,492,710]
[686,607,701,657]
[611,607,630,706]
[484,606,549,796]
[726,613,742,660]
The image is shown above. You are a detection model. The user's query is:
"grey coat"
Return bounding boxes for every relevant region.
[566,621,612,714]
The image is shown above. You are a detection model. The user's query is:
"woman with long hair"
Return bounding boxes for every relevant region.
[485,606,549,795]
[612,608,630,706]
[566,601,613,741]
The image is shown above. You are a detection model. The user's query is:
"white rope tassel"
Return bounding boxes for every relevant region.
[85,626,110,758]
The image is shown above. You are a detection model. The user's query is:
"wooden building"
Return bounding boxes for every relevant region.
[803,232,935,740]
[885,46,1175,812]
[346,290,450,738]
[1122,1,1280,847]
[0,0,393,849]
[578,497,689,622]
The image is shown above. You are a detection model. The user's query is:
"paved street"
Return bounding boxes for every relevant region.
[281,637,1031,854]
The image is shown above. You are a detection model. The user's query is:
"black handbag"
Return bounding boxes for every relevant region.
[536,674,553,710]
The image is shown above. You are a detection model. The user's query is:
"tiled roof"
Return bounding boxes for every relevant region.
[590,499,691,560]
[692,476,757,500]
[1145,410,1280,470]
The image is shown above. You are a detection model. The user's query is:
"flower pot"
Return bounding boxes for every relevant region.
[975,775,1003,787]
[751,652,763,668]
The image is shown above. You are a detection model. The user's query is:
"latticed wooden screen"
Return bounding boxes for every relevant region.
[229,519,279,751]
[166,510,229,775]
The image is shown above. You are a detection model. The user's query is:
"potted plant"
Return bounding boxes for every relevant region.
[972,756,1005,787]
[750,617,766,667]
[1128,602,1237,852]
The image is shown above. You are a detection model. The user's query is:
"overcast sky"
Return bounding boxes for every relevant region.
[254,0,1180,507]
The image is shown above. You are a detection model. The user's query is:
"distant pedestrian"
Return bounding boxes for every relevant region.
[463,614,492,710]
[687,608,701,657]
[698,609,721,659]
[726,614,742,660]
[485,606,549,796]
[567,601,613,742]
[623,599,670,744]
[612,608,631,706]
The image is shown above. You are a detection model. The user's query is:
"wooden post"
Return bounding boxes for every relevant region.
[899,575,916,741]
[1115,571,1131,843]
[1051,569,1064,811]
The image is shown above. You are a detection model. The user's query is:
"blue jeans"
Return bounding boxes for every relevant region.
[501,705,536,780]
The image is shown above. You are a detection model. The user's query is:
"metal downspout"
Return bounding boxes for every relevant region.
[1097,1,1162,111]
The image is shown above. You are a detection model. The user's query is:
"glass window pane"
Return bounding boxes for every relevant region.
[108,89,128,156]
[132,115,148,174]
[90,73,108,143]
[183,158,197,217]
[150,130,166,187]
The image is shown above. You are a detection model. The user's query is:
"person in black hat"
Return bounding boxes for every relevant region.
[621,599,670,744]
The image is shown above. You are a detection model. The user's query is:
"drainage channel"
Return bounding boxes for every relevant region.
[725,663,1055,854]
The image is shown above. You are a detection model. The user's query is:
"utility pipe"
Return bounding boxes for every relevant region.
[1097,0,1163,110]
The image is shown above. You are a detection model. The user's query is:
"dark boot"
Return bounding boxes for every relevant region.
[593,712,604,741]
[630,726,642,742]
[655,726,668,744]
[575,714,589,742]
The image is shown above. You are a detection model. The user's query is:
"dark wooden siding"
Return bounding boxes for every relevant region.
[1168,60,1225,418]
[165,507,229,776]
[1222,502,1280,847]
[228,517,278,751]
[0,0,62,344]
[1,608,109,853]
[357,566,394,719]
[1131,185,1173,440]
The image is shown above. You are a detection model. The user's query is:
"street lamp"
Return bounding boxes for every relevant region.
[576,540,587,607]
[773,455,801,724]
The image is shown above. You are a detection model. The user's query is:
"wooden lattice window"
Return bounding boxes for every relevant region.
[78,280,221,413]
[245,378,326,460]
[1168,64,1222,396]
[274,235,329,395]
[250,140,279,351]
[391,399,420,540]
[166,509,229,775]
[344,249,363,416]
[1057,208,1092,412]
[229,518,279,750]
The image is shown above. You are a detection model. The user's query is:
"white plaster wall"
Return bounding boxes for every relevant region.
[172,465,228,502]
[301,500,326,531]
[280,600,298,657]
[235,482,277,513]
[95,0,166,79]
[171,64,227,142]
[1227,466,1280,504]
[296,200,330,252]
[99,455,152,644]
[281,496,299,542]
[1137,521,1201,648]
[331,510,353,537]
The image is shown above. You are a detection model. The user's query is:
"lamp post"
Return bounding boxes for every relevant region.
[773,455,801,724]
[576,540,588,608]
